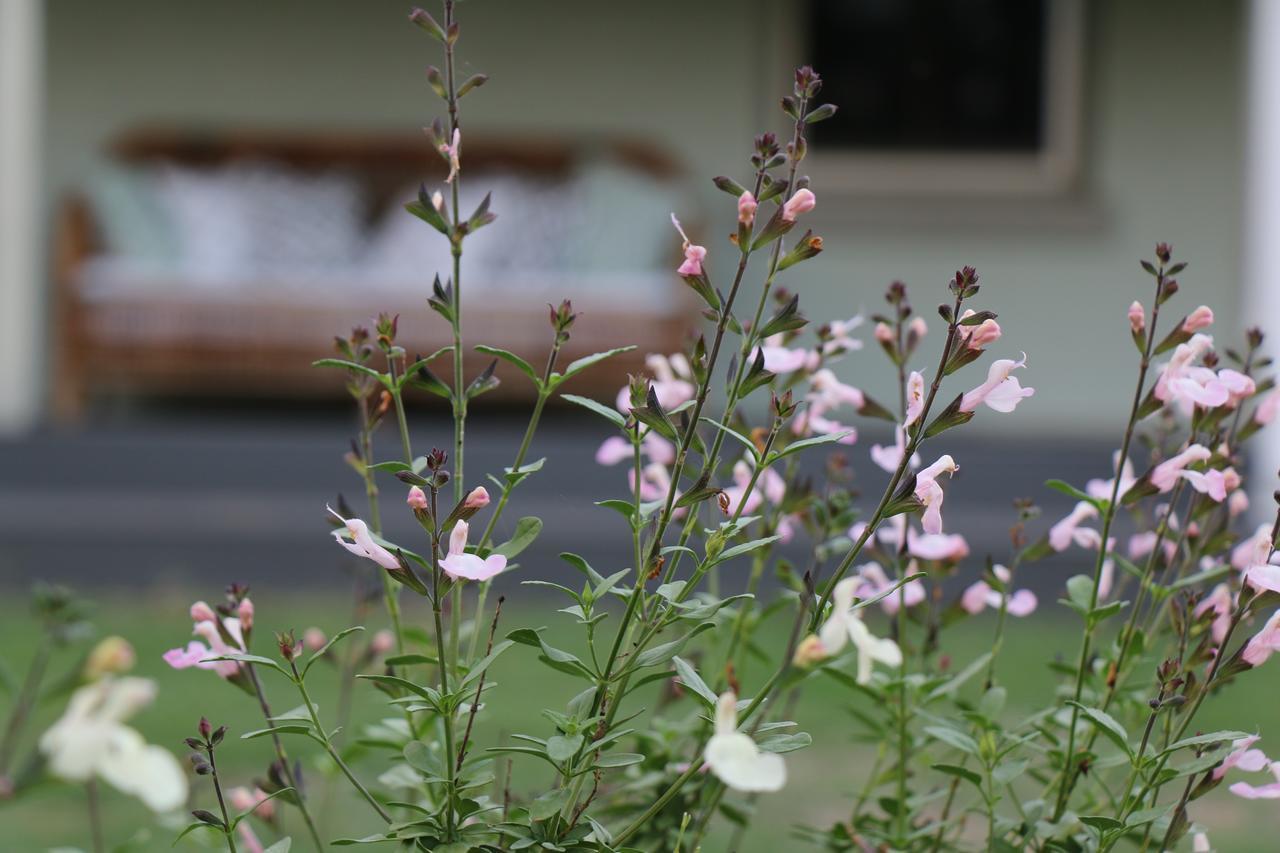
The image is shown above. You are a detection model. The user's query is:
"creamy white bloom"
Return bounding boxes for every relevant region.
[818,577,903,684]
[704,692,786,792]
[39,677,187,813]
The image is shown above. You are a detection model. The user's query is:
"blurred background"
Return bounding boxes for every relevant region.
[4,0,1280,849]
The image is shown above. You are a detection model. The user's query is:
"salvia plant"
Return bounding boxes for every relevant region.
[6,4,1280,852]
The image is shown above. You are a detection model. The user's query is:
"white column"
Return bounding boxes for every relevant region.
[1245,0,1280,491]
[0,0,43,432]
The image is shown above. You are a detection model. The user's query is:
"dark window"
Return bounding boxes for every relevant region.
[809,0,1048,152]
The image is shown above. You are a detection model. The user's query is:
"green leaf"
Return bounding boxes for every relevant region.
[475,345,540,386]
[767,431,853,464]
[263,840,292,853]
[383,653,437,667]
[672,656,717,707]
[758,732,812,754]
[924,726,979,756]
[528,788,571,821]
[458,640,514,690]
[1045,478,1102,508]
[493,517,542,560]
[709,536,781,567]
[562,394,627,429]
[593,752,644,768]
[632,622,715,670]
[852,572,927,612]
[1160,730,1252,756]
[546,733,584,763]
[1079,815,1125,833]
[931,763,982,789]
[312,358,389,386]
[699,418,760,462]
[1067,701,1132,759]
[555,346,637,385]
[507,628,595,679]
[241,724,312,740]
[172,822,222,845]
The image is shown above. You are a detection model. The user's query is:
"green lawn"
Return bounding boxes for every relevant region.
[0,587,1275,851]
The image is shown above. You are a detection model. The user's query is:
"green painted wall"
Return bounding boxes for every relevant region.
[42,0,1246,436]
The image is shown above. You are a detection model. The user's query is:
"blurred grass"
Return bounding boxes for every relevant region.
[0,587,1276,851]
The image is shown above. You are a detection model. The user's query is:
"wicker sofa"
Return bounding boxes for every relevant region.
[52,129,697,418]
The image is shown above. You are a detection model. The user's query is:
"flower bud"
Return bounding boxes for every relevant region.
[874,322,894,344]
[908,316,928,340]
[237,599,254,633]
[198,717,212,739]
[464,486,490,509]
[1155,242,1172,264]
[780,188,816,223]
[190,601,217,623]
[1128,300,1145,334]
[1182,305,1214,333]
[959,309,1001,350]
[407,486,429,510]
[792,634,829,668]
[84,636,135,680]
[371,629,395,656]
[737,191,758,227]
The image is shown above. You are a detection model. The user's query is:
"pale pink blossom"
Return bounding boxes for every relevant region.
[1243,610,1280,667]
[852,561,925,615]
[1214,736,1269,780]
[874,322,894,344]
[909,316,928,340]
[822,315,865,356]
[809,369,865,411]
[1085,452,1137,501]
[755,340,815,375]
[1195,583,1235,645]
[870,425,921,474]
[1232,522,1278,570]
[1049,502,1101,552]
[792,402,857,445]
[1128,301,1145,334]
[1193,832,1211,853]
[671,214,707,276]
[907,530,970,563]
[228,786,276,821]
[904,371,926,426]
[1150,444,1212,493]
[464,486,490,509]
[1097,558,1116,601]
[780,188,815,222]
[439,128,461,184]
[1155,335,1223,413]
[629,463,684,513]
[914,455,957,535]
[1229,489,1250,518]
[959,356,1034,414]
[595,436,631,465]
[614,353,695,413]
[1255,391,1280,425]
[775,513,801,544]
[722,461,764,516]
[1229,760,1280,799]
[238,824,266,853]
[330,508,401,571]
[237,599,254,633]
[959,309,1001,350]
[737,191,757,226]
[163,612,245,679]
[1182,305,1214,333]
[961,565,1037,616]
[1245,562,1280,595]
[440,520,506,581]
[190,601,217,623]
[370,629,395,656]
[407,486,429,510]
[1128,531,1175,563]
[303,627,327,651]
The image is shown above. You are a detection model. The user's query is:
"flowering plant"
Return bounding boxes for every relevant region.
[5,4,1280,852]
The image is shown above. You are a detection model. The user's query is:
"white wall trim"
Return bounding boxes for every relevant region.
[0,0,43,432]
[1245,0,1280,492]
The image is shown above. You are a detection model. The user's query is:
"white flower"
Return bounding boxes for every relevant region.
[704,692,786,792]
[39,677,187,813]
[818,577,903,684]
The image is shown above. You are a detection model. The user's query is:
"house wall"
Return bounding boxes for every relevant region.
[41,0,1248,438]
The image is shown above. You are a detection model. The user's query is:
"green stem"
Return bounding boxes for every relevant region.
[245,664,325,852]
[207,745,239,853]
[0,641,50,778]
[1054,267,1167,819]
[86,779,106,853]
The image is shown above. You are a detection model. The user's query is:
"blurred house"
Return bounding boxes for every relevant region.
[1,0,1279,583]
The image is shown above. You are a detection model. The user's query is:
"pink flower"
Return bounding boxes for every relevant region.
[909,316,928,340]
[1245,562,1280,595]
[792,403,857,445]
[1098,558,1115,601]
[1155,335,1225,413]
[722,461,764,517]
[439,128,461,184]
[870,425,920,474]
[961,565,1037,616]
[904,371,926,426]
[809,369,865,411]
[874,322,894,344]
[228,786,276,821]
[464,486,490,509]
[671,214,706,276]
[614,353,696,413]
[1229,761,1280,799]
[595,436,632,466]
[1217,369,1256,407]
[630,462,680,505]
[1243,610,1280,667]
[1128,531,1175,563]
[1194,583,1234,644]
[1255,391,1280,425]
[755,338,814,374]
[1182,305,1214,333]
[780,188,815,222]
[407,486,429,510]
[1230,489,1250,518]
[163,611,245,679]
[1214,736,1269,781]
[1150,444,1212,493]
[907,530,970,562]
[303,627,327,651]
[959,309,1001,350]
[775,513,800,544]
[190,601,217,623]
[237,599,254,633]
[852,562,925,614]
[330,508,401,571]
[1128,301,1145,334]
[914,455,957,535]
[370,629,395,656]
[959,356,1034,414]
[440,520,506,581]
[1232,522,1277,570]
[822,315,865,356]
[1049,502,1101,552]
[737,191,758,226]
[1086,451,1137,501]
